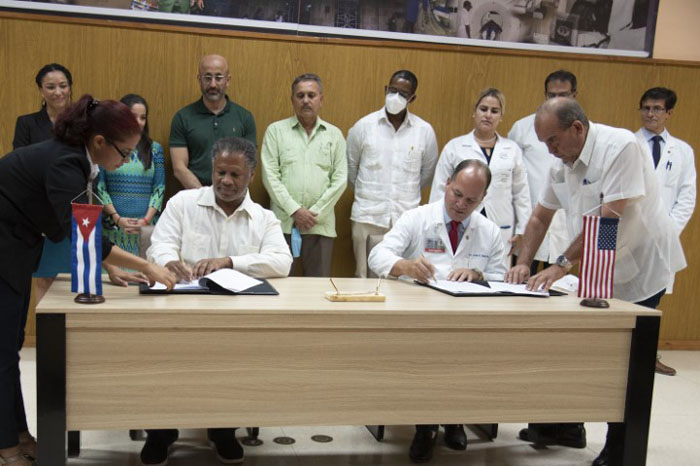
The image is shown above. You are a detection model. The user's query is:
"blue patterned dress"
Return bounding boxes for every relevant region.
[96,141,165,256]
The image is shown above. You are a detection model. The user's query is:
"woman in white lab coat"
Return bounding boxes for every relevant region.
[430,88,531,259]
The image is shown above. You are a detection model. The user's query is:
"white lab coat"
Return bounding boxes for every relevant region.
[367,200,507,281]
[429,131,532,250]
[634,129,696,233]
[508,114,570,263]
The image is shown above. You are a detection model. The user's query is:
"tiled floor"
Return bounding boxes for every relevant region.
[19,349,698,465]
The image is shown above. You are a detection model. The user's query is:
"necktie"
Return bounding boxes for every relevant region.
[652,135,662,169]
[449,220,460,253]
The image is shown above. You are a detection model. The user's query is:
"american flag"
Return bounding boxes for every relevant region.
[71,203,103,296]
[578,216,619,299]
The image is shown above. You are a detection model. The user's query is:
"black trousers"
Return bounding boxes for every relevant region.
[145,427,237,444]
[0,277,30,449]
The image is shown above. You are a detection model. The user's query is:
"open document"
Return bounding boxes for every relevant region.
[418,279,558,297]
[140,269,278,295]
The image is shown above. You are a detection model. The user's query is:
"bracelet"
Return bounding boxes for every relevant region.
[143,217,151,225]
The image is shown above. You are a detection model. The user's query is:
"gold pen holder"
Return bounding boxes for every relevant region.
[324,277,386,302]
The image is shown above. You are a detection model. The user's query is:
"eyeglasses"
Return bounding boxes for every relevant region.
[105,138,135,160]
[200,74,227,84]
[385,85,413,100]
[639,105,667,115]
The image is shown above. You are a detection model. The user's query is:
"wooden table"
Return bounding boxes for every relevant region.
[36,276,660,466]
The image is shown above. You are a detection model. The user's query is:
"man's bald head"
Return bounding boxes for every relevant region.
[535,97,589,131]
[199,54,229,74]
[534,98,589,165]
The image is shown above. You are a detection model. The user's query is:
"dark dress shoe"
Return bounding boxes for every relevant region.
[655,359,677,376]
[443,424,467,450]
[409,429,437,463]
[141,430,178,466]
[518,423,586,449]
[555,423,586,449]
[207,428,244,464]
[592,446,609,466]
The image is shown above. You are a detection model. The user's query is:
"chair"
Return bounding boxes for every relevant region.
[365,234,385,279]
[138,225,155,259]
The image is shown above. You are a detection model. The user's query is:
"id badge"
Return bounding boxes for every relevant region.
[424,237,446,253]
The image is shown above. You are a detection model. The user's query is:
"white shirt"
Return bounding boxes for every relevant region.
[508,114,570,262]
[429,131,531,249]
[368,200,507,281]
[147,187,292,278]
[347,108,438,228]
[635,128,696,233]
[540,122,686,302]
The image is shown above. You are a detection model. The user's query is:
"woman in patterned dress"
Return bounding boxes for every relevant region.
[97,94,165,284]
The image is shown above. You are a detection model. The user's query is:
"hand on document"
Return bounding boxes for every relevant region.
[192,257,233,278]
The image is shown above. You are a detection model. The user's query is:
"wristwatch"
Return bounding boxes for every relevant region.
[555,254,573,273]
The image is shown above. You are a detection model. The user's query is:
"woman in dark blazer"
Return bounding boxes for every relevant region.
[13,63,76,306]
[0,95,176,465]
[13,63,73,150]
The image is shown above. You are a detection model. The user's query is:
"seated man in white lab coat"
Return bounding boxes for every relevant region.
[143,137,292,466]
[368,158,506,463]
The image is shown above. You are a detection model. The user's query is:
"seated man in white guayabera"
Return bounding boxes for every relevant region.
[143,136,292,466]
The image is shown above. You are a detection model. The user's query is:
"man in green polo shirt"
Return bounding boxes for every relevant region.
[170,54,256,188]
[261,73,347,277]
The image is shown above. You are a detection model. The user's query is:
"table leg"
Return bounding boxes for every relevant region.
[615,315,659,466]
[37,314,67,466]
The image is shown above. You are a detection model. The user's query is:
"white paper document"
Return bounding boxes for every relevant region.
[423,280,549,297]
[149,268,262,293]
[430,280,492,294]
[486,281,548,297]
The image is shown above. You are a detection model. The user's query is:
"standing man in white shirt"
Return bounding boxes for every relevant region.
[508,70,575,275]
[142,137,293,466]
[347,70,438,277]
[368,159,506,464]
[506,98,685,466]
[635,87,696,376]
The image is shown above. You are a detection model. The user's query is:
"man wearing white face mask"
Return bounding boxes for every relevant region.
[347,70,439,277]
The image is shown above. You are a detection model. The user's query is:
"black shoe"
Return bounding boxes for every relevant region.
[207,430,244,464]
[518,423,586,449]
[409,429,437,463]
[141,431,178,466]
[556,423,586,449]
[443,424,467,450]
[592,446,609,466]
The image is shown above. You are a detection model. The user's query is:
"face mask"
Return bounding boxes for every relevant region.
[385,92,408,115]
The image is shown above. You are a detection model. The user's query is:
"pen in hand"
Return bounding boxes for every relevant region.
[419,254,437,284]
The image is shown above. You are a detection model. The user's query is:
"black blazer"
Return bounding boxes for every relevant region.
[0,139,112,294]
[13,107,54,149]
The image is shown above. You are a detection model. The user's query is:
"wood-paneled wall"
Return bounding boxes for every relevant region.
[2,12,699,347]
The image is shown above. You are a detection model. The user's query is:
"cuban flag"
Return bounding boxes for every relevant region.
[578,216,619,299]
[71,203,104,295]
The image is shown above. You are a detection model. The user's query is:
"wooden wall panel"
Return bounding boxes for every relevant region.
[1,13,699,344]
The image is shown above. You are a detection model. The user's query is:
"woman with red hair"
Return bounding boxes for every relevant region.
[0,95,176,465]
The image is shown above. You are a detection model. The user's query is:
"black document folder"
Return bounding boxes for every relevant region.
[139,278,278,296]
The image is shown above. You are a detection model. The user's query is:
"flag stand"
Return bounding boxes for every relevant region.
[74,293,106,304]
[580,298,609,308]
